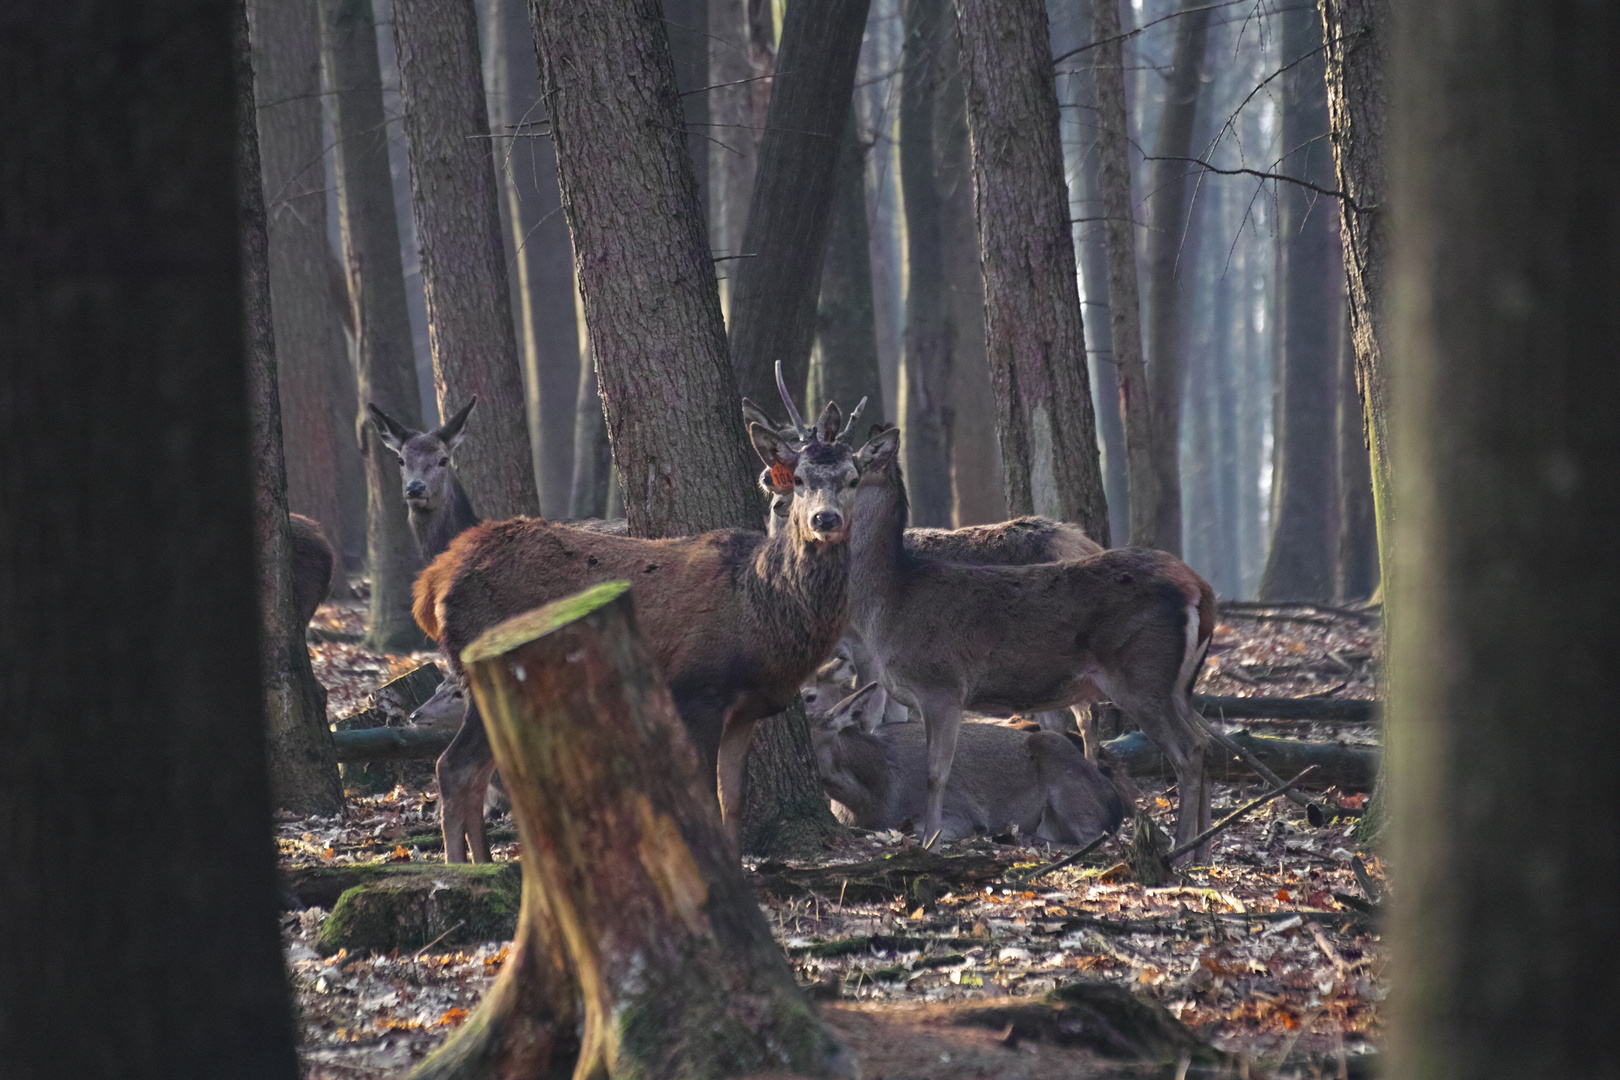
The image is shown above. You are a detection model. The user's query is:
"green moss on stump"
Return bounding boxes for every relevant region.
[315,863,522,956]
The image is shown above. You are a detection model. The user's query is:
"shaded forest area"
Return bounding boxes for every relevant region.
[5,0,1618,1079]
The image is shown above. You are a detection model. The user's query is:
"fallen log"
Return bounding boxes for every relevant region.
[750,848,1013,907]
[331,726,454,762]
[1194,694,1380,722]
[1101,730,1378,792]
[412,581,853,1080]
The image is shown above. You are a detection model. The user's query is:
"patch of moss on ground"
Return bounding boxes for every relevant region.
[315,863,521,956]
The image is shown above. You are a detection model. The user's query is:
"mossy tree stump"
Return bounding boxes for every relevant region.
[413,582,852,1079]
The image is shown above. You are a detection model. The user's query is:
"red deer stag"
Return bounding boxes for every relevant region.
[845,424,1218,862]
[413,392,861,862]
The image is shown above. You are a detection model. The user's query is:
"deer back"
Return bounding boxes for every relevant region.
[288,513,335,627]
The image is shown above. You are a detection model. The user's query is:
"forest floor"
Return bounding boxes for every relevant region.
[287,594,1386,1079]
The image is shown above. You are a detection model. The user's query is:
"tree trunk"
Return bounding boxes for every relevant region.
[707,0,772,308]
[531,0,758,537]
[862,0,905,417]
[897,0,954,528]
[939,52,1005,528]
[392,0,539,520]
[727,0,873,408]
[1067,0,1129,544]
[415,583,853,1079]
[1207,180,1244,597]
[665,0,711,223]
[1336,312,1378,600]
[485,0,579,519]
[1386,3,1620,1074]
[1257,2,1339,601]
[1140,0,1212,556]
[569,337,613,520]
[241,1,345,815]
[320,0,429,651]
[956,0,1109,544]
[0,2,301,1070]
[811,109,887,424]
[1319,0,1390,591]
[248,0,363,586]
[1090,0,1151,547]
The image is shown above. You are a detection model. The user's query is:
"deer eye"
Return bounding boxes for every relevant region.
[439,457,449,466]
[397,456,404,466]
[793,475,804,486]
[847,477,858,488]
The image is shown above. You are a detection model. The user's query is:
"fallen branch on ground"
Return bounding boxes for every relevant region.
[1167,766,1316,862]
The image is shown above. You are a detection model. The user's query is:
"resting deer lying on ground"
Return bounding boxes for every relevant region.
[810,683,1124,844]
[845,423,1218,862]
[413,397,861,862]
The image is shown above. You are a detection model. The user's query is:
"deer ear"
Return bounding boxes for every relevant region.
[750,422,799,475]
[741,397,781,434]
[854,425,900,472]
[815,400,842,444]
[434,396,477,452]
[831,682,883,733]
[367,403,412,453]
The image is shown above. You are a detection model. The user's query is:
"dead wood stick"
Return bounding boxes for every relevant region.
[1166,766,1317,862]
[1015,831,1111,885]
[1194,713,1322,815]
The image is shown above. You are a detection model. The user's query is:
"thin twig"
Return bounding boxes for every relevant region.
[412,919,467,959]
[679,71,785,97]
[1015,831,1111,885]
[1196,715,1321,814]
[1142,155,1371,214]
[1167,766,1316,862]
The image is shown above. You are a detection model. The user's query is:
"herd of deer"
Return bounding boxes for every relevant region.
[290,369,1222,867]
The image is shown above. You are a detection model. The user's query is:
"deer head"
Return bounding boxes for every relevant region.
[367,398,476,514]
[749,364,861,545]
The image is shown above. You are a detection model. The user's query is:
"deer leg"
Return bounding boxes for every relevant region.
[1070,706,1098,761]
[714,710,760,854]
[1110,687,1208,864]
[914,695,964,848]
[435,695,495,864]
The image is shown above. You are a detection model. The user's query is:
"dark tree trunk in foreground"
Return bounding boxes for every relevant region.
[393,0,539,520]
[957,0,1110,544]
[1387,3,1620,1074]
[898,0,955,528]
[1320,0,1390,591]
[241,4,345,815]
[531,0,757,537]
[487,0,579,519]
[1140,0,1212,556]
[1257,2,1339,601]
[812,110,887,424]
[940,50,1005,527]
[728,0,873,408]
[415,584,852,1079]
[1090,0,1150,547]
[320,0,429,651]
[665,0,711,222]
[250,0,364,583]
[0,0,299,1071]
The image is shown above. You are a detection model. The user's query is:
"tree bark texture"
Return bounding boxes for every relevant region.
[531,0,760,537]
[320,0,429,651]
[665,0,711,225]
[1067,0,1129,544]
[568,336,613,519]
[1319,0,1390,589]
[1257,2,1339,601]
[1090,0,1149,547]
[898,0,955,529]
[241,7,346,815]
[1386,3,1620,1075]
[727,0,873,409]
[249,0,365,584]
[939,51,1005,528]
[0,0,301,1071]
[1140,0,1212,557]
[706,0,772,286]
[811,109,887,428]
[485,0,580,519]
[414,583,853,1079]
[956,0,1109,544]
[392,0,539,520]
[1336,313,1378,600]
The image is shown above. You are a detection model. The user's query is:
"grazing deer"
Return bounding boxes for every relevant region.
[413,387,862,862]
[845,423,1218,861]
[810,684,1124,844]
[289,513,336,628]
[367,398,482,560]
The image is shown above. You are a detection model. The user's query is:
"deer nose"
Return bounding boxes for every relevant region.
[405,480,426,498]
[810,510,843,533]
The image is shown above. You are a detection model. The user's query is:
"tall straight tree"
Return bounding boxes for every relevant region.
[707,0,774,289]
[1140,0,1212,556]
[241,0,345,816]
[0,0,302,1070]
[485,0,579,518]
[1387,2,1620,1074]
[249,0,365,579]
[898,0,955,528]
[812,110,887,423]
[1257,2,1340,601]
[955,0,1110,543]
[727,0,873,407]
[392,0,539,520]
[1090,0,1151,546]
[1320,0,1390,589]
[320,0,429,650]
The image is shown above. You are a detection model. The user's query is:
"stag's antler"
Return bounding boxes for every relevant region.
[775,360,811,441]
[836,396,869,443]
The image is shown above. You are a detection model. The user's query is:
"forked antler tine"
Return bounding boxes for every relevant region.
[775,360,811,440]
[836,396,869,442]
